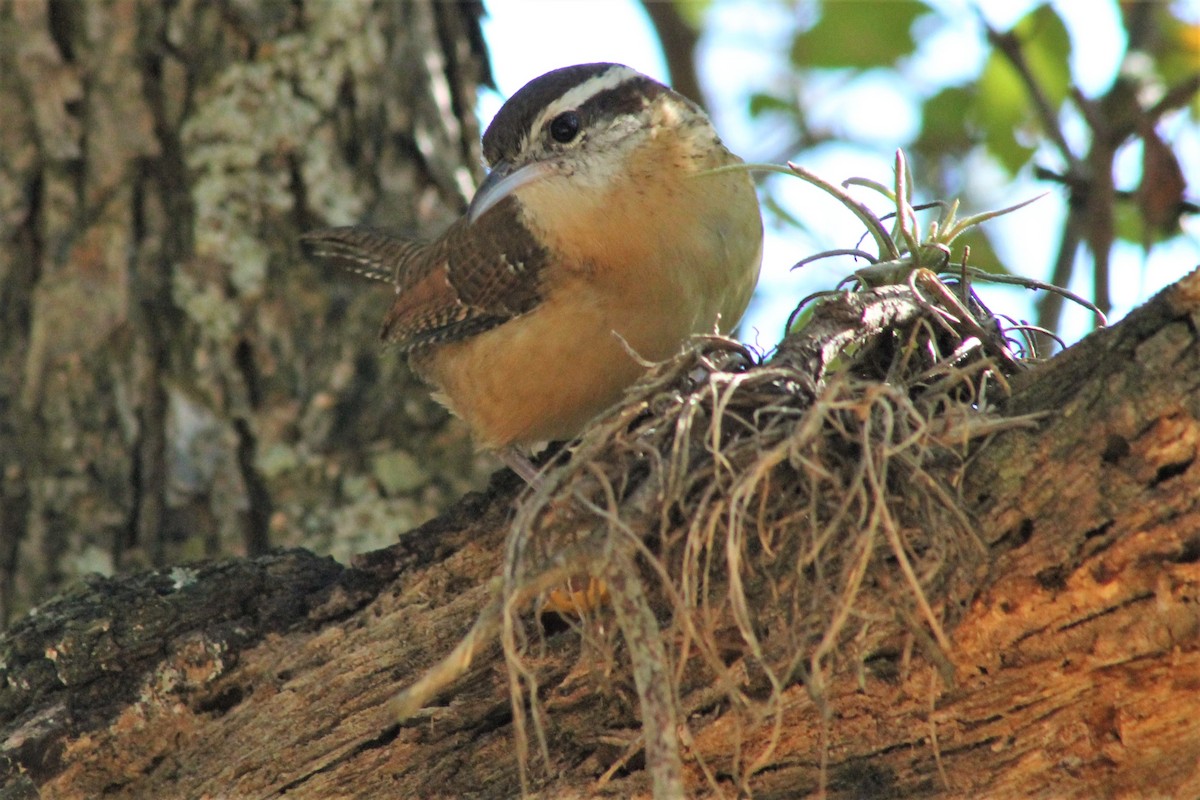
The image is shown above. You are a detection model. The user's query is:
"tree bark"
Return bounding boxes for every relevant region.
[0,0,490,625]
[4,268,1200,799]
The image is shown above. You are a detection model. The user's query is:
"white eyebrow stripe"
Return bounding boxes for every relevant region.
[526,65,642,142]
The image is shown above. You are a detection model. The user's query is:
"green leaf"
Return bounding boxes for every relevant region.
[748,92,798,119]
[972,51,1036,174]
[669,0,711,29]
[1113,197,1147,246]
[791,0,933,69]
[967,5,1070,175]
[955,229,1008,278]
[786,301,818,335]
[1153,12,1200,115]
[1014,4,1072,109]
[914,86,975,158]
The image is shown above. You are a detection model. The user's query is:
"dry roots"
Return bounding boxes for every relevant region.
[393,270,1042,797]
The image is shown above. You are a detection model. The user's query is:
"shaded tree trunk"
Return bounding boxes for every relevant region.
[3,269,1200,799]
[0,0,490,625]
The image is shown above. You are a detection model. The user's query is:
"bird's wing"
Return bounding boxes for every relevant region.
[300,204,549,351]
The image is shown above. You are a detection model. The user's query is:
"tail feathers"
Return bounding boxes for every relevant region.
[300,226,422,284]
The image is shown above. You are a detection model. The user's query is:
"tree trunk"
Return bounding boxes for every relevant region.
[4,267,1200,798]
[0,0,490,626]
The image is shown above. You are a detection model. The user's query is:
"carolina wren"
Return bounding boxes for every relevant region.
[303,63,762,479]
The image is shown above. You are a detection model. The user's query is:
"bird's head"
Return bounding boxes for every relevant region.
[467,63,715,224]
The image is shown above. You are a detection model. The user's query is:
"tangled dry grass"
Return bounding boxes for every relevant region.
[391,263,1052,796]
[390,150,1087,798]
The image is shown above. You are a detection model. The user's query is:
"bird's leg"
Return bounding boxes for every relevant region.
[498,446,543,488]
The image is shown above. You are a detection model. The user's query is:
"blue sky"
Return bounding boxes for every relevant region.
[480,0,1200,350]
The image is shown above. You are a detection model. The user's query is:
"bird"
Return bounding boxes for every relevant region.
[302,63,763,482]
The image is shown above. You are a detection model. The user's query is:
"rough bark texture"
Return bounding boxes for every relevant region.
[4,269,1200,799]
[0,0,491,626]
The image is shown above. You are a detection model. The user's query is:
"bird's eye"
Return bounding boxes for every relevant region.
[548,111,580,143]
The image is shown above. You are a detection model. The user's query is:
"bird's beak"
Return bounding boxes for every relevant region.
[468,160,554,225]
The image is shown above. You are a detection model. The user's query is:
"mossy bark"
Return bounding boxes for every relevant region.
[0,0,490,625]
